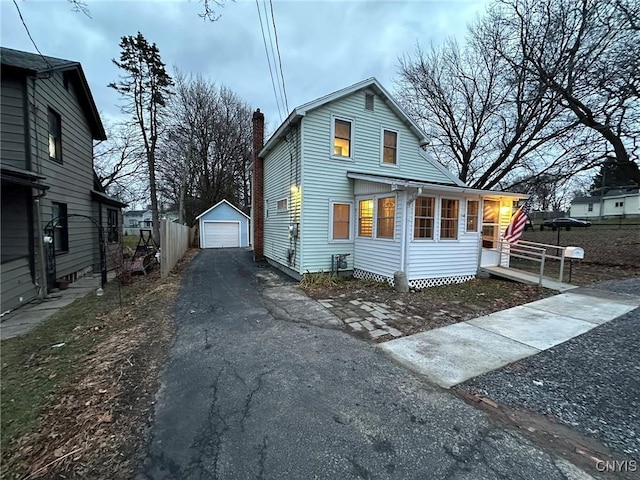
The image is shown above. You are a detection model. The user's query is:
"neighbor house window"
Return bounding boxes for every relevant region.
[331,202,352,241]
[129,219,138,227]
[277,198,288,212]
[333,118,351,157]
[107,209,119,243]
[52,202,68,252]
[588,203,593,212]
[414,196,435,239]
[48,108,62,163]
[358,199,373,237]
[615,201,624,207]
[377,197,396,238]
[466,200,479,232]
[440,199,459,240]
[382,129,398,165]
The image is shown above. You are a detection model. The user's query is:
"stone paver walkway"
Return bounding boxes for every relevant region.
[316,297,419,340]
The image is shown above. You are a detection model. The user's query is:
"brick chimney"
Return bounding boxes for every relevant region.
[252,109,265,261]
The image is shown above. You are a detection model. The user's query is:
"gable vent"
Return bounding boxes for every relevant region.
[365,93,374,111]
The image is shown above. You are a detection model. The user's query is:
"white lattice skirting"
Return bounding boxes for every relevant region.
[353,269,395,286]
[353,269,475,290]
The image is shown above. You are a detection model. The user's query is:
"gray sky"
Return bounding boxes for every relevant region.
[2,0,489,134]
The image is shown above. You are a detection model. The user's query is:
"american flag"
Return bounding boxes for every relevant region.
[503,196,533,244]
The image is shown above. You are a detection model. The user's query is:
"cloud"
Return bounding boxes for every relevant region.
[1,0,490,132]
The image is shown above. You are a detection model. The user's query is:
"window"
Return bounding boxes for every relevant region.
[331,202,351,241]
[277,198,288,212]
[48,109,62,163]
[440,199,459,240]
[382,129,398,165]
[358,199,373,237]
[51,202,68,252]
[377,197,396,238]
[482,199,499,248]
[1,185,30,264]
[333,118,351,157]
[365,93,374,111]
[107,209,119,243]
[588,203,593,212]
[466,200,479,232]
[264,199,269,219]
[615,201,624,208]
[129,219,139,227]
[414,196,435,239]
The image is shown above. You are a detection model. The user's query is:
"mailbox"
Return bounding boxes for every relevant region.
[563,246,584,259]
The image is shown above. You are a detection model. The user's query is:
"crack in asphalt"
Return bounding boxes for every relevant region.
[256,435,268,480]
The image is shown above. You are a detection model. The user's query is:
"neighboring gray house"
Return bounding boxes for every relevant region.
[569,187,640,218]
[252,78,524,288]
[196,199,250,248]
[1,47,125,314]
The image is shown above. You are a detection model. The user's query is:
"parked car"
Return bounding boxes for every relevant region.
[541,217,592,231]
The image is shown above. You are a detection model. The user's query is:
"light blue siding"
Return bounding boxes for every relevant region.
[199,202,250,247]
[263,124,302,272]
[299,88,454,273]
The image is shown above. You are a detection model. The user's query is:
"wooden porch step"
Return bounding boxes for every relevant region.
[481,266,578,292]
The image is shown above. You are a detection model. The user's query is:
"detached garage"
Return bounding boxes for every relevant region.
[196,200,250,249]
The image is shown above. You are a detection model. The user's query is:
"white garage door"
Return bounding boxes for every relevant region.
[203,222,240,248]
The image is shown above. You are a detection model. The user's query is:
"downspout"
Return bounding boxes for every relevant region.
[402,187,422,276]
[29,75,48,299]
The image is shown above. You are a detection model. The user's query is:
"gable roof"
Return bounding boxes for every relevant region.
[195,199,250,220]
[572,187,639,204]
[0,47,106,140]
[261,78,431,155]
[259,77,462,186]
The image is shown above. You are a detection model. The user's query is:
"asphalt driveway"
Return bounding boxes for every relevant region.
[137,249,589,479]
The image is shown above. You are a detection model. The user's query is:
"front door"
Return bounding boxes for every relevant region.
[480,199,500,267]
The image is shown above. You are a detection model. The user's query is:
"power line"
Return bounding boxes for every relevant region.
[269,0,289,114]
[12,0,53,71]
[255,0,284,122]
[262,0,286,115]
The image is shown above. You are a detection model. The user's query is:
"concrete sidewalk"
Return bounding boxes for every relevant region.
[379,287,640,388]
[0,273,114,341]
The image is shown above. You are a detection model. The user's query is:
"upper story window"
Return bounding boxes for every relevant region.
[588,203,593,212]
[333,118,352,158]
[382,129,398,165]
[52,202,69,253]
[365,93,374,111]
[48,108,62,163]
[331,202,352,241]
[466,200,479,232]
[440,199,459,240]
[358,199,373,237]
[414,196,435,239]
[107,209,119,243]
[377,197,396,238]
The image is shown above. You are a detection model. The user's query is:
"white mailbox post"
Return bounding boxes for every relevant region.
[563,246,584,282]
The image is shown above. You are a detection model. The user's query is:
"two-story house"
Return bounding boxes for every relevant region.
[1,47,125,314]
[252,78,524,288]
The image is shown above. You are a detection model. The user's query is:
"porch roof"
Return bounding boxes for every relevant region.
[346,172,527,199]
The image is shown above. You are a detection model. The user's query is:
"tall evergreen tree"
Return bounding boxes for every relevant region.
[590,157,639,192]
[109,32,173,245]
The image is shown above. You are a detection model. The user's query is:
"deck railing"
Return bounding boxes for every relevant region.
[497,239,567,285]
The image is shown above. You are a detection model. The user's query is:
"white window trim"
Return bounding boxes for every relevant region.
[328,200,354,243]
[276,197,288,213]
[380,126,400,167]
[330,115,354,161]
[376,195,397,241]
[357,198,374,238]
[412,195,436,242]
[439,197,460,241]
[465,199,480,233]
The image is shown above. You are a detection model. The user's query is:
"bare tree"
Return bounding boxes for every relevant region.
[94,121,147,205]
[157,72,253,226]
[109,33,174,244]
[493,0,640,184]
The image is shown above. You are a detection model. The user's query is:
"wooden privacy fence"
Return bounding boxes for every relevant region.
[160,220,190,278]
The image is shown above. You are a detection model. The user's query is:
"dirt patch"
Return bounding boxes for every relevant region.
[304,277,554,340]
[1,249,198,479]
